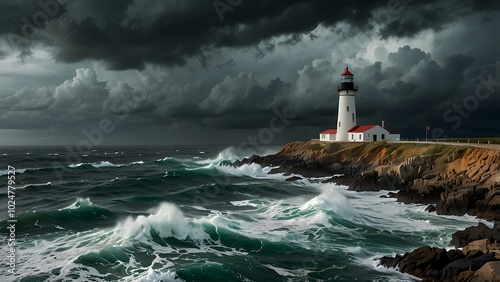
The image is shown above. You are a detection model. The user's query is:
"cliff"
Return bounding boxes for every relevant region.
[237,140,500,280]
[238,140,500,221]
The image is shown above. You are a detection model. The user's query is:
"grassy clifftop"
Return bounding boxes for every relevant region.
[281,140,491,166]
[277,140,499,181]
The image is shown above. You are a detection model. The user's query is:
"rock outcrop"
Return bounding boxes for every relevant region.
[238,140,500,280]
[450,223,500,248]
[379,241,500,281]
[238,140,500,221]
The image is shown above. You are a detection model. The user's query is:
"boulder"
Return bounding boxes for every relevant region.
[425,204,437,213]
[398,162,420,182]
[462,239,489,256]
[469,261,500,282]
[470,187,500,220]
[395,185,445,204]
[451,223,500,248]
[436,186,477,216]
[379,254,405,269]
[457,270,476,282]
[437,253,494,280]
[396,246,450,277]
[379,246,470,280]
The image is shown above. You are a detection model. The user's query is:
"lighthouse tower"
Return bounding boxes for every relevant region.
[336,66,358,141]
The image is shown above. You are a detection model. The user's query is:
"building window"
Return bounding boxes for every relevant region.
[359,134,361,140]
[351,134,354,140]
[382,134,385,140]
[347,106,349,112]
[352,113,355,122]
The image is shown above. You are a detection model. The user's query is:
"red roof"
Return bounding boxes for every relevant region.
[347,125,377,133]
[320,129,337,134]
[341,67,353,76]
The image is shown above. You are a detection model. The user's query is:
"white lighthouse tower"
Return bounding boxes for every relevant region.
[336,66,358,141]
[319,66,401,142]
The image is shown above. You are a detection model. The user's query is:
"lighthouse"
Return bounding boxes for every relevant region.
[319,66,400,142]
[336,66,358,141]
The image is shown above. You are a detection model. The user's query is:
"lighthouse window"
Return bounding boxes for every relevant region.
[347,106,349,112]
[339,121,341,127]
[352,113,355,122]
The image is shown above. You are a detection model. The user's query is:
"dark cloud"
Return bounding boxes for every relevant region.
[379,0,500,39]
[1,0,497,70]
[0,0,498,145]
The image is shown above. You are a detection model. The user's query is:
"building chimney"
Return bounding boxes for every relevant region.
[382,120,386,129]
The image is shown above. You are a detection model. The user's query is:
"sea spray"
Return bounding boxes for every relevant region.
[300,185,359,219]
[1,145,491,282]
[114,203,208,241]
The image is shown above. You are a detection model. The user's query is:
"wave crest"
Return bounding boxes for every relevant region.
[69,161,123,168]
[114,203,208,241]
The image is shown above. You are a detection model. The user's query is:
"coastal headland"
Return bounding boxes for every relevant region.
[237,140,500,281]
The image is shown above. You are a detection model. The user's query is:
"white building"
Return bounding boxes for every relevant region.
[347,125,400,142]
[319,67,400,142]
[319,129,337,141]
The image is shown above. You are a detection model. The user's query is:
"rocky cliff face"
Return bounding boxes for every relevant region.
[238,140,500,221]
[238,140,500,280]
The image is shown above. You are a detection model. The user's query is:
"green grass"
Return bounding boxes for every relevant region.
[308,143,324,150]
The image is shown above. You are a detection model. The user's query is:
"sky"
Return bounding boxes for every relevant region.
[0,0,499,146]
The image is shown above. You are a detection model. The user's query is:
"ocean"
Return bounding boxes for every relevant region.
[0,145,490,282]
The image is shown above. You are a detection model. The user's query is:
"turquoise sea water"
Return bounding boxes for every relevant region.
[0,145,489,281]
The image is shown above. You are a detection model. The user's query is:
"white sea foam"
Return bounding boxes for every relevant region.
[190,205,209,211]
[140,269,184,282]
[7,147,494,282]
[195,147,244,164]
[230,200,260,207]
[114,203,208,241]
[214,163,287,180]
[300,185,358,219]
[11,227,120,281]
[69,161,124,168]
[195,146,279,165]
[157,156,174,161]
[64,197,96,210]
[17,181,52,189]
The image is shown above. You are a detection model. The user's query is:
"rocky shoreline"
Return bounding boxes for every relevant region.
[236,140,500,281]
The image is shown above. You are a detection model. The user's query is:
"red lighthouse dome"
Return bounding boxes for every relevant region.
[341,66,353,76]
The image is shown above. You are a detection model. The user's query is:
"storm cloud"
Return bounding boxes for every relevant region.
[0,0,498,145]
